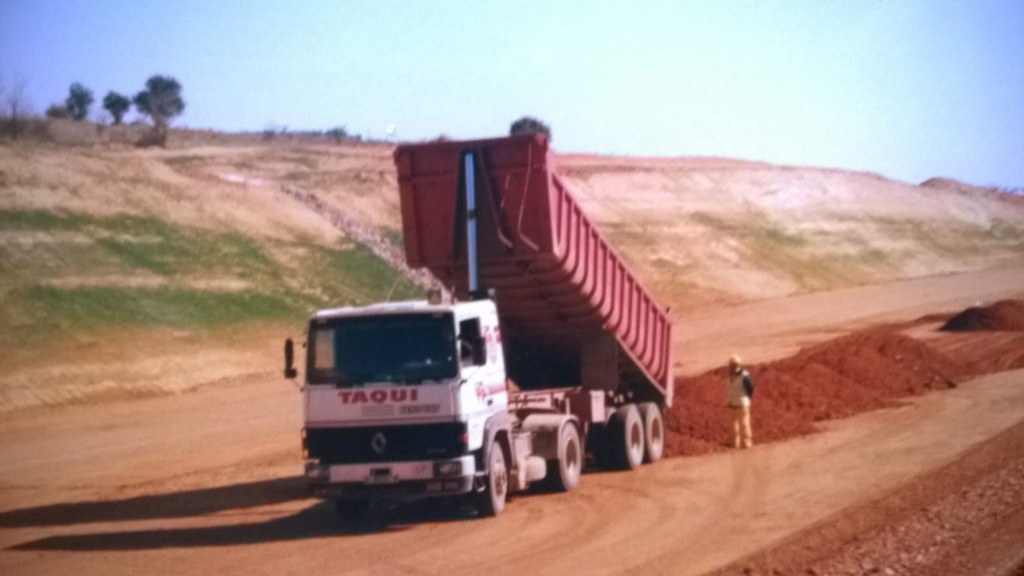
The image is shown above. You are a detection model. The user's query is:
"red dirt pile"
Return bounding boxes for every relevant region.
[940,299,1024,332]
[664,328,963,457]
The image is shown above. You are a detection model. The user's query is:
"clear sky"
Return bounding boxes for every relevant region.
[2,0,1022,188]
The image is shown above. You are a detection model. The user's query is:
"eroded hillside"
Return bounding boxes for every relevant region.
[559,156,1024,307]
[1,135,1022,411]
[0,139,420,411]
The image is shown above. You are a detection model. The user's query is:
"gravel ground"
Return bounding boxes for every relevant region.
[712,418,1024,576]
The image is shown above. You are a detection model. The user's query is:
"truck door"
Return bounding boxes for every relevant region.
[457,312,508,449]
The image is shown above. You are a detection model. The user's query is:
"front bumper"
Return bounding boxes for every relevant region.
[306,455,476,500]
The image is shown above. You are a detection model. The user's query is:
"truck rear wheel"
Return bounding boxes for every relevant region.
[639,402,664,463]
[477,439,508,516]
[609,404,645,470]
[548,422,582,492]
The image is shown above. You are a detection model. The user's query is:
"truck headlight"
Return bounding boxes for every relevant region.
[305,462,329,481]
[434,460,463,477]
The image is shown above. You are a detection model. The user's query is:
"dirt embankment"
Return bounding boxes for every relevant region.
[665,300,1024,457]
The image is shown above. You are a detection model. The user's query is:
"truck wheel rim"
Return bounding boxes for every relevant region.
[629,422,643,455]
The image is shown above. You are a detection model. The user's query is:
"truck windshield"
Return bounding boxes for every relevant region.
[307,313,457,385]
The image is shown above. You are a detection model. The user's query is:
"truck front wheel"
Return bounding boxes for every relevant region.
[548,422,582,492]
[477,439,508,516]
[609,404,646,470]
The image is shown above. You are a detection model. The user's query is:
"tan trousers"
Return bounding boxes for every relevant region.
[724,405,753,449]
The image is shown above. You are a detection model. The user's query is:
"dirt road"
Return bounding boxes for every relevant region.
[677,264,1024,375]
[1,267,1023,575]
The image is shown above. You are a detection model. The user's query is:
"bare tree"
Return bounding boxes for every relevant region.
[1,73,31,140]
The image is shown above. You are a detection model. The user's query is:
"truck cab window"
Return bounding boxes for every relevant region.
[307,313,456,385]
[459,318,484,367]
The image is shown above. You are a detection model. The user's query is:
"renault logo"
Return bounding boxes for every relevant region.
[371,432,387,454]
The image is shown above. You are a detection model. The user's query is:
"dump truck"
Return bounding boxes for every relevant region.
[285,134,673,517]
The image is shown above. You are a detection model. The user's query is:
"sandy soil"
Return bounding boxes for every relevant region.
[5,140,1023,316]
[676,264,1024,375]
[713,416,1024,575]
[558,154,1024,309]
[0,324,294,414]
[1,269,1023,575]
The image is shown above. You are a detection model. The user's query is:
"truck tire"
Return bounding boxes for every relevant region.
[334,498,370,520]
[547,422,582,492]
[609,404,645,470]
[477,439,508,516]
[639,402,665,463]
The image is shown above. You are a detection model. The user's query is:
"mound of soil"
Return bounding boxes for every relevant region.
[940,299,1024,332]
[664,328,963,457]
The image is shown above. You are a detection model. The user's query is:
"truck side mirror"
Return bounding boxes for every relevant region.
[284,338,298,379]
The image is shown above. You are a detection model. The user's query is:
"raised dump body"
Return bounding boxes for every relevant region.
[394,134,673,406]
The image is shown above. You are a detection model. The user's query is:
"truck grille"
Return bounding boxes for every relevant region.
[304,423,466,464]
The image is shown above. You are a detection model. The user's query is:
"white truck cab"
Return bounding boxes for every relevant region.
[295,297,537,516]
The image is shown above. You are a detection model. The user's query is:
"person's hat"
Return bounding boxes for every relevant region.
[728,354,742,366]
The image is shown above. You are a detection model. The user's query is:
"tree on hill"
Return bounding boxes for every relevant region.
[510,116,552,142]
[65,83,94,121]
[133,75,185,146]
[103,91,131,125]
[326,126,349,143]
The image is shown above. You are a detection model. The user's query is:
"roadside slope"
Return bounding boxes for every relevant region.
[558,155,1024,308]
[2,137,1023,412]
[0,141,421,412]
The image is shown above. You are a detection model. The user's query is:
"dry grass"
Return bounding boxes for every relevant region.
[561,158,1024,308]
[1,136,1022,412]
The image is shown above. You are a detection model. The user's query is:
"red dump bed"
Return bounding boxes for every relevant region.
[394,134,673,405]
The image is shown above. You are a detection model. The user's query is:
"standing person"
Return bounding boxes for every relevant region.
[724,354,754,449]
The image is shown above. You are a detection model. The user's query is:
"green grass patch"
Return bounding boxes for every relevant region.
[689,212,807,248]
[0,210,283,282]
[161,155,206,167]
[868,217,1024,258]
[94,217,280,280]
[985,219,1024,250]
[0,210,92,231]
[687,211,895,291]
[0,208,428,348]
[306,243,421,306]
[23,286,299,331]
[383,228,404,248]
